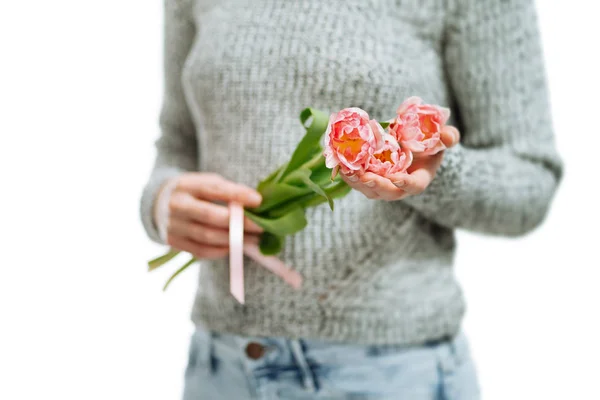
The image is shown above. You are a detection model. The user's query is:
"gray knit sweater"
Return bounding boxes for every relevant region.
[140,0,562,345]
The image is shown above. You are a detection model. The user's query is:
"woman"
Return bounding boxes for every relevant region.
[140,0,562,398]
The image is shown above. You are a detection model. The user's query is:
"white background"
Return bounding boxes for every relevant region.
[1,1,598,399]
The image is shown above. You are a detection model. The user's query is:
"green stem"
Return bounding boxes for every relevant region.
[303,181,350,208]
[265,180,349,217]
[266,193,319,217]
[162,257,196,291]
[300,153,325,173]
[251,185,312,214]
[148,249,180,272]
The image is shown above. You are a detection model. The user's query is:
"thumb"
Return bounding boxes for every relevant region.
[441,126,460,148]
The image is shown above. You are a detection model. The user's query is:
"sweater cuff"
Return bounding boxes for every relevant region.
[140,167,185,244]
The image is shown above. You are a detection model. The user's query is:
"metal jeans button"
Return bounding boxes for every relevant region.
[245,342,266,360]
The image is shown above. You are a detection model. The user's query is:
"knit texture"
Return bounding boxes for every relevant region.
[140,0,562,345]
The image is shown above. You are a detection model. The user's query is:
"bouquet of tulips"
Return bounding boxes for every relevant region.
[149,96,450,300]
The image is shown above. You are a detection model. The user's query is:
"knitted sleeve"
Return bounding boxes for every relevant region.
[140,0,197,243]
[401,0,563,236]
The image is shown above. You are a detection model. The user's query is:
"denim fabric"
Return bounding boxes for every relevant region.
[182,327,480,400]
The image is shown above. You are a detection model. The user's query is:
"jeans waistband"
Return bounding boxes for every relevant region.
[194,324,461,372]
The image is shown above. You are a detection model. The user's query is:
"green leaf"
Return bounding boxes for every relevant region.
[162,257,196,291]
[148,249,180,272]
[379,121,390,129]
[245,207,308,236]
[302,179,351,209]
[266,178,350,217]
[265,192,319,218]
[297,152,326,173]
[276,108,329,181]
[306,157,332,186]
[259,232,284,255]
[257,164,286,191]
[252,182,311,214]
[330,181,352,199]
[286,168,334,211]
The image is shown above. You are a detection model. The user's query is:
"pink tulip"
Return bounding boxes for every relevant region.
[324,108,384,177]
[389,96,450,156]
[366,134,413,176]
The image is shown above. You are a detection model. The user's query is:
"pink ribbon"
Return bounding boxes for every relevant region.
[229,202,303,304]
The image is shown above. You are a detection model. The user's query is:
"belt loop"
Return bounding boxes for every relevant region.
[450,332,466,365]
[289,339,317,392]
[193,327,213,368]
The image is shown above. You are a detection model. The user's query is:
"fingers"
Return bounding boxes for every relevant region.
[170,219,225,246]
[241,216,264,234]
[341,172,408,201]
[339,146,446,201]
[359,172,407,201]
[167,222,261,260]
[407,151,444,175]
[340,172,380,199]
[169,192,264,233]
[389,153,443,195]
[178,173,263,208]
[441,125,460,148]
[389,172,429,195]
[170,218,261,247]
[167,235,230,260]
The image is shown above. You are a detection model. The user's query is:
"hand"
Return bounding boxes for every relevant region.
[340,126,460,201]
[158,173,264,259]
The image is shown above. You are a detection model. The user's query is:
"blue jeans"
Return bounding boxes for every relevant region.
[183,327,480,399]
